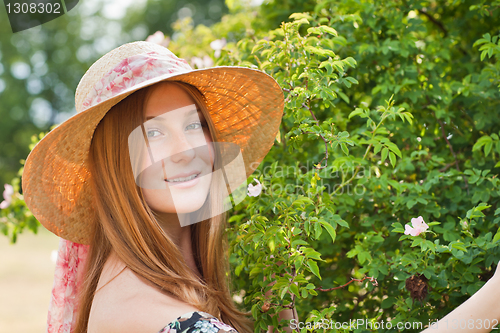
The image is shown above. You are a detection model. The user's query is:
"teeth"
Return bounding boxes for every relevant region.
[167,173,198,182]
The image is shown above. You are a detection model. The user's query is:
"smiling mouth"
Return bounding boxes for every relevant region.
[164,172,201,183]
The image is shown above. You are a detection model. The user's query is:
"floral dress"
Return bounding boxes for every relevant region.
[157,311,239,333]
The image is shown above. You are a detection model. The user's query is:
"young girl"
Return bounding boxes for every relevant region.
[21,41,285,333]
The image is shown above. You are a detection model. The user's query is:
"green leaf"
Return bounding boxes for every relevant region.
[307,259,322,280]
[358,251,371,264]
[391,222,405,233]
[472,135,492,151]
[451,242,468,252]
[341,143,349,156]
[294,256,305,271]
[319,220,336,244]
[344,57,357,68]
[337,91,350,104]
[280,286,289,299]
[345,76,359,85]
[289,283,300,297]
[403,112,414,125]
[249,265,264,277]
[389,151,396,168]
[292,239,310,247]
[381,297,396,309]
[251,303,259,319]
[302,247,323,261]
[268,237,275,252]
[314,221,322,239]
[293,18,310,27]
[386,142,402,158]
[485,141,493,157]
[305,46,327,57]
[319,25,338,36]
[411,237,423,248]
[381,147,389,163]
[307,27,323,35]
[492,227,500,243]
[349,108,364,119]
[251,43,266,54]
[334,216,350,228]
[235,264,243,276]
[289,12,313,21]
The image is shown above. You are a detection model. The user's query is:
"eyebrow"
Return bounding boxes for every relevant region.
[146,108,202,121]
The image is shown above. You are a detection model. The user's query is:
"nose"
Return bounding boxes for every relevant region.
[166,132,196,164]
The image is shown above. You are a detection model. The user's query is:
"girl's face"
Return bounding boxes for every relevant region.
[135,82,214,215]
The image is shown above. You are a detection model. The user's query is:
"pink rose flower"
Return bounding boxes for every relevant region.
[146,31,170,47]
[210,38,227,58]
[0,184,14,209]
[404,216,429,236]
[247,178,262,197]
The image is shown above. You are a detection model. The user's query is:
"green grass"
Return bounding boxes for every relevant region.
[0,225,60,333]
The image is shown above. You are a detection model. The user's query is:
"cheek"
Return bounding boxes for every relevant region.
[209,143,215,168]
[204,131,215,168]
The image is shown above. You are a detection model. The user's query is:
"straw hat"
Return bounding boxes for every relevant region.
[21,41,284,245]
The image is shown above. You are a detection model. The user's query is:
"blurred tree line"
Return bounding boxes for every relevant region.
[0,0,229,186]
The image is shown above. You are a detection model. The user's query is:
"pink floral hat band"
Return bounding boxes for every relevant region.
[82,50,192,112]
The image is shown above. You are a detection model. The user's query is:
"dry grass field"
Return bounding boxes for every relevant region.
[0,225,60,333]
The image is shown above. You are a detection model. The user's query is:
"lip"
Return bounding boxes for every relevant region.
[164,170,201,181]
[164,172,202,188]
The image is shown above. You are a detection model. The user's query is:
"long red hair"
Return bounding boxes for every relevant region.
[73,81,253,332]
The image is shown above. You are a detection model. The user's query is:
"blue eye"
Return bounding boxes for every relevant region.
[186,122,206,130]
[147,129,162,138]
[146,122,206,139]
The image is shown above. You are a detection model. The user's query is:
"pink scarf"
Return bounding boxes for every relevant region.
[47,238,90,333]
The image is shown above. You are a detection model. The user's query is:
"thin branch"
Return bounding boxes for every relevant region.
[439,161,455,173]
[417,9,448,37]
[433,112,470,196]
[301,102,329,169]
[315,276,378,292]
[266,302,294,309]
[416,9,468,56]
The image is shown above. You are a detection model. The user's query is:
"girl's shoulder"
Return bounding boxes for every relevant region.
[88,253,198,333]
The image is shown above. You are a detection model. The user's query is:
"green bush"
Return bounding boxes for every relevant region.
[4,0,500,332]
[208,1,500,332]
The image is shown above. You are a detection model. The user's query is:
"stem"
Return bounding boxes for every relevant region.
[332,109,389,195]
[431,109,470,196]
[315,276,378,292]
[416,9,448,37]
[300,102,330,169]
